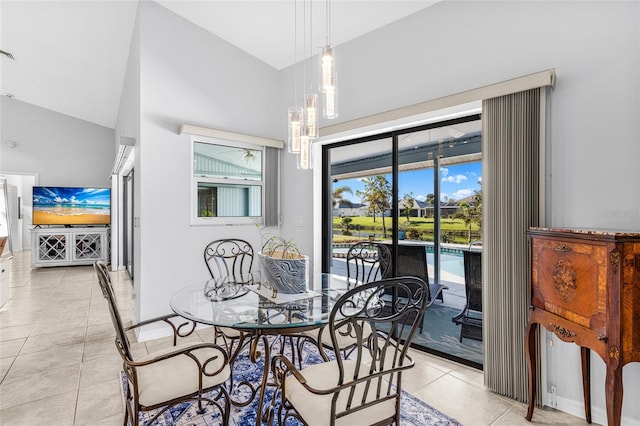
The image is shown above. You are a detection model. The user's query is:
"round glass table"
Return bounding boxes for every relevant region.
[170,272,353,425]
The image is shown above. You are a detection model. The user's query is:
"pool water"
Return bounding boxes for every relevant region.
[428,253,464,278]
[331,246,466,278]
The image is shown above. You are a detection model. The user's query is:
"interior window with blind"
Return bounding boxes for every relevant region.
[192,140,263,224]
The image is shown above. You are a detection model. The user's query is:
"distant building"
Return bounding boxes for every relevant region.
[333,202,368,217]
[397,198,464,218]
[397,199,431,218]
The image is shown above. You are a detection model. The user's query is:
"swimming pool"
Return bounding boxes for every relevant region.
[331,245,467,279]
[429,252,464,278]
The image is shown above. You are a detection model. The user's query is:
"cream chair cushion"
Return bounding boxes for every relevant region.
[218,326,242,339]
[135,346,230,408]
[284,359,396,426]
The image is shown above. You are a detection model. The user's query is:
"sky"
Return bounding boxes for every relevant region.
[334,161,482,204]
[33,187,111,206]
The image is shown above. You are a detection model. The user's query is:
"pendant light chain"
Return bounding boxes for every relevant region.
[287,0,303,155]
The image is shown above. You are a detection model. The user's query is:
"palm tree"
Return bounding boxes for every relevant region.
[426,193,435,218]
[454,202,475,243]
[453,189,482,243]
[332,185,353,209]
[402,192,415,222]
[357,176,392,237]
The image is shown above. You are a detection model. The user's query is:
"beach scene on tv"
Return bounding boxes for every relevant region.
[33,187,111,225]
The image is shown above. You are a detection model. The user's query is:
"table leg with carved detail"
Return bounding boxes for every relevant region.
[605,360,623,426]
[525,320,538,421]
[526,318,593,424]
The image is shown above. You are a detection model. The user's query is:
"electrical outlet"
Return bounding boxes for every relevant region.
[293,216,303,227]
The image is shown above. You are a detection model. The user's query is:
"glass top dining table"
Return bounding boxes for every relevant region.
[170,272,355,425]
[170,272,353,333]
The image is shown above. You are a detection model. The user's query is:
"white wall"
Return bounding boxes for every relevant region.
[1,97,114,251]
[279,1,639,424]
[0,97,114,187]
[131,2,282,327]
[114,2,141,305]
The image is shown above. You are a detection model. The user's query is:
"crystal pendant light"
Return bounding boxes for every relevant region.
[287,1,302,155]
[320,0,338,119]
[304,93,318,139]
[288,106,303,153]
[322,71,338,119]
[298,132,312,170]
[287,0,320,170]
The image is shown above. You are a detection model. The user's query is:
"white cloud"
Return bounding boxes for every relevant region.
[451,189,474,200]
[442,174,468,184]
[440,167,448,176]
[415,194,426,202]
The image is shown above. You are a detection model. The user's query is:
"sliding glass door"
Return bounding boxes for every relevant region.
[323,115,483,368]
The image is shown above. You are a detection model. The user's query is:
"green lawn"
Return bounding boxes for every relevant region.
[334,216,479,231]
[333,216,481,244]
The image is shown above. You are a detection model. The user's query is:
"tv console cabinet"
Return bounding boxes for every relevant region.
[31,227,109,267]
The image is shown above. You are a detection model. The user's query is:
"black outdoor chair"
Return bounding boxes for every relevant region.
[383,243,447,304]
[452,249,483,342]
[380,244,449,335]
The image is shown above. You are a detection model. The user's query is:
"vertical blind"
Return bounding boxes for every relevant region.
[482,88,542,403]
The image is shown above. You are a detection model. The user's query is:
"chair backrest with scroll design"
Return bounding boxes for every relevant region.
[345,242,392,285]
[204,239,254,281]
[277,276,428,426]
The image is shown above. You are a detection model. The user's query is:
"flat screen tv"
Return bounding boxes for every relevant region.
[33,186,111,226]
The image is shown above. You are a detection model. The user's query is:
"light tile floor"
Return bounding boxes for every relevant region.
[0,250,592,425]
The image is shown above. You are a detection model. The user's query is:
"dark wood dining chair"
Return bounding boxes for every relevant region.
[271,276,429,426]
[94,261,231,426]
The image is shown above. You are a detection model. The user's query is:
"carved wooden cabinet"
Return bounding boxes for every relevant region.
[525,227,640,426]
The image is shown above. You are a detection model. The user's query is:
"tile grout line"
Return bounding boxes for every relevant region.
[72,268,93,426]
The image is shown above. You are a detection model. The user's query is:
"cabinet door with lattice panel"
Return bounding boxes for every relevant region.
[38,234,68,262]
[73,233,103,261]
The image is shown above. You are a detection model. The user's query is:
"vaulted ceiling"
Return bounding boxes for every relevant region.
[1,1,440,129]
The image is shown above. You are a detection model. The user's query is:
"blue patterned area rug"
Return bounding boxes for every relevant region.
[121,340,462,426]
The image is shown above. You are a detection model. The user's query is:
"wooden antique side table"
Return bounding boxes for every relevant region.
[525,227,640,426]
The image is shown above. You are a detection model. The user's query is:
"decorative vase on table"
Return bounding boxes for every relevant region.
[257,236,308,294]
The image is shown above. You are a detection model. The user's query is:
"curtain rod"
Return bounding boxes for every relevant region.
[321,69,556,137]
